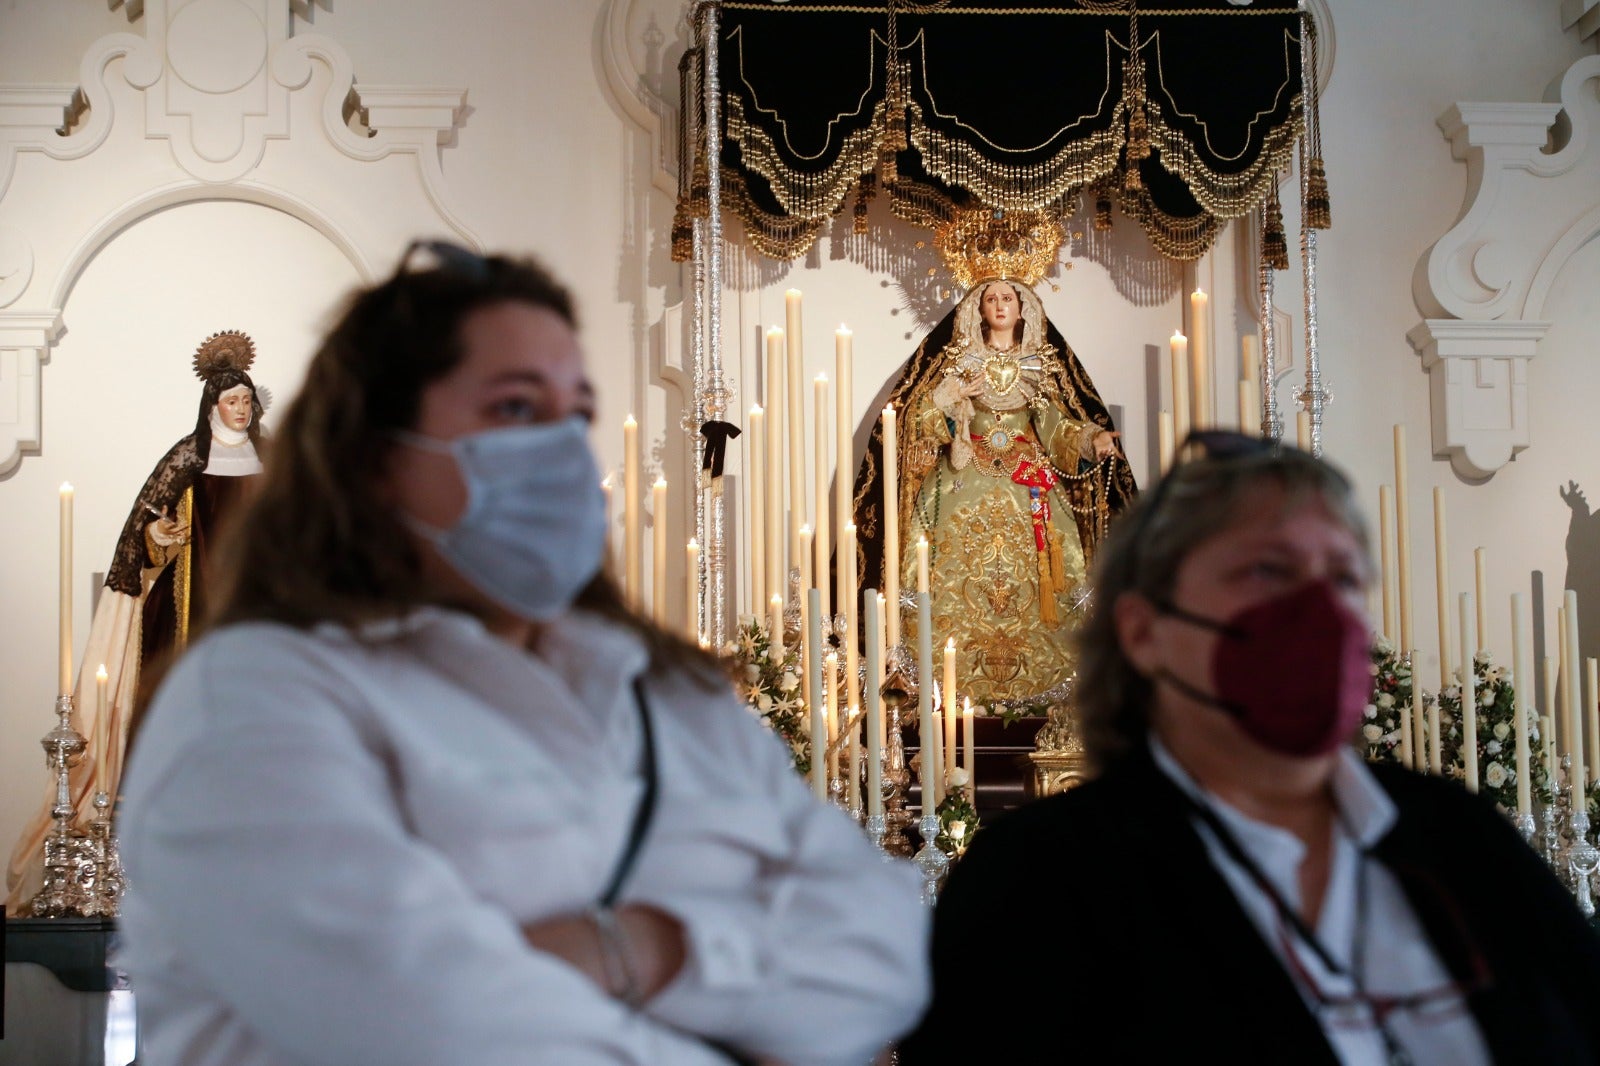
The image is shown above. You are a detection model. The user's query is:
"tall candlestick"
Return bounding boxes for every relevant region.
[1422,649,1440,774]
[1566,591,1585,795]
[847,703,861,812]
[916,536,930,595]
[963,697,975,799]
[1545,713,1559,786]
[1545,655,1560,757]
[1393,427,1414,657]
[882,405,900,649]
[601,475,616,578]
[1460,594,1479,791]
[685,539,700,643]
[1190,289,1210,429]
[1241,334,1259,388]
[876,592,888,685]
[1169,332,1190,448]
[1473,548,1488,655]
[808,588,825,799]
[825,651,840,787]
[1433,488,1452,689]
[863,590,884,817]
[943,638,958,786]
[766,328,786,605]
[786,291,806,570]
[799,525,814,600]
[652,478,668,625]
[917,591,934,812]
[1238,379,1260,436]
[835,326,854,604]
[1296,410,1312,450]
[1378,486,1396,644]
[1511,593,1532,817]
[748,406,766,614]
[799,566,814,716]
[813,373,831,621]
[623,417,641,607]
[59,482,74,696]
[94,663,109,787]
[1157,410,1175,476]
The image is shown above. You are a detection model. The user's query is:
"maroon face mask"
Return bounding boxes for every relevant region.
[1156,581,1373,757]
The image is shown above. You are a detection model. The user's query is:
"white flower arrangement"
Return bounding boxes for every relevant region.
[727,616,811,775]
[1437,649,1551,815]
[1363,638,1413,764]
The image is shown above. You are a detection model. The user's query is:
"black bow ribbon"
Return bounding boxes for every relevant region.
[699,420,742,484]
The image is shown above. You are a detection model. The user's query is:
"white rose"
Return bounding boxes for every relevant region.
[1493,722,1510,740]
[1383,730,1401,746]
[1364,703,1378,720]
[779,670,800,692]
[1484,762,1508,789]
[1474,648,1492,666]
[1375,636,1395,656]
[1443,685,1460,702]
[756,693,773,712]
[1486,740,1502,755]
[1362,724,1383,742]
[948,767,971,789]
[1479,687,1494,706]
[744,664,761,683]
[1377,692,1395,709]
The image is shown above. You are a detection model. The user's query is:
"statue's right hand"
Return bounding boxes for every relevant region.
[148,508,191,546]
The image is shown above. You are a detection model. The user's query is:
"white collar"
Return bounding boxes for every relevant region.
[209,407,251,446]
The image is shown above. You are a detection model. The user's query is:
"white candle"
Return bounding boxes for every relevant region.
[799,525,815,600]
[1241,334,1259,390]
[1588,657,1600,788]
[748,406,766,614]
[1433,488,1452,689]
[1157,410,1175,477]
[825,651,840,788]
[1512,593,1531,817]
[766,329,786,607]
[916,536,930,595]
[1296,410,1311,450]
[1238,378,1259,436]
[1566,591,1585,795]
[1460,593,1478,792]
[1190,289,1210,429]
[1545,713,1559,786]
[917,591,934,812]
[1544,655,1560,760]
[943,637,958,786]
[1424,648,1440,774]
[1169,332,1190,448]
[786,291,806,569]
[1378,486,1396,644]
[1474,548,1488,655]
[808,588,825,799]
[963,697,975,799]
[876,592,888,685]
[94,663,109,787]
[813,374,831,621]
[59,482,74,695]
[882,405,900,649]
[799,564,813,715]
[843,522,860,724]
[652,478,668,625]
[623,417,641,607]
[1410,649,1426,772]
[863,589,884,817]
[601,475,615,578]
[1394,427,1414,656]
[769,593,785,659]
[685,539,700,643]
[835,326,854,602]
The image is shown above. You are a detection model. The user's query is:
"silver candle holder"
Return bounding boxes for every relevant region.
[24,693,124,918]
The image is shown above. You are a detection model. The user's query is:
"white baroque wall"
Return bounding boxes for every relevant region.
[1,0,1597,862]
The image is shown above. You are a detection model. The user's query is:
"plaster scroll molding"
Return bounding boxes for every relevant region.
[0,312,65,477]
[0,3,477,475]
[1409,54,1600,479]
[1561,0,1600,44]
[601,0,682,197]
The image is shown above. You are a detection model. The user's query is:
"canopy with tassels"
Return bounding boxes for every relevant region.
[673,0,1330,263]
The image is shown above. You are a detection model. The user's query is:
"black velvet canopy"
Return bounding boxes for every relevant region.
[676,0,1318,263]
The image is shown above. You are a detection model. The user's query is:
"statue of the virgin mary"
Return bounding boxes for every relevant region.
[854,252,1137,709]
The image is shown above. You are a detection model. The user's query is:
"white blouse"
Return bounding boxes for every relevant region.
[117,607,930,1066]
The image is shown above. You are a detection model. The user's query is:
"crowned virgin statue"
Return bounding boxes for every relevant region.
[855,261,1137,709]
[7,331,267,911]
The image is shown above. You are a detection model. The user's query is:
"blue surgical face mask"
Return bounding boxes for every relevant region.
[394,416,606,622]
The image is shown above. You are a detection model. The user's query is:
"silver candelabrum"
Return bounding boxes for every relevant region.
[25,693,125,918]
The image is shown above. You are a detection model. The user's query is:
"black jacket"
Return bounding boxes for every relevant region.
[899,745,1600,1063]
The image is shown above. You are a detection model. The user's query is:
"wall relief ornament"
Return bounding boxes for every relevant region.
[1410,53,1600,479]
[0,0,477,475]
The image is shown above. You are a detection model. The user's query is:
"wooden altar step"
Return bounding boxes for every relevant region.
[902,715,1049,824]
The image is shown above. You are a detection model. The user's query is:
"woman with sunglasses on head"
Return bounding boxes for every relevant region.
[900,434,1600,1064]
[115,244,929,1066]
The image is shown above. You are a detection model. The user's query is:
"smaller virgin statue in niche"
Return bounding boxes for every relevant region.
[857,278,1136,709]
[7,331,268,912]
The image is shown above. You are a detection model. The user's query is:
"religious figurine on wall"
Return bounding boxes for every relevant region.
[7,331,268,911]
[854,215,1137,710]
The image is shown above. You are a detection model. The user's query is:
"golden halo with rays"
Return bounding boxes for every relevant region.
[191,330,257,383]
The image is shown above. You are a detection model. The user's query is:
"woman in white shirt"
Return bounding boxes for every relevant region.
[117,242,929,1066]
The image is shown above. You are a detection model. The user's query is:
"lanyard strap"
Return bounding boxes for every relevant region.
[598,676,659,908]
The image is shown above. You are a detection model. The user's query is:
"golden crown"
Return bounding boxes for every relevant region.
[935,208,1066,290]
